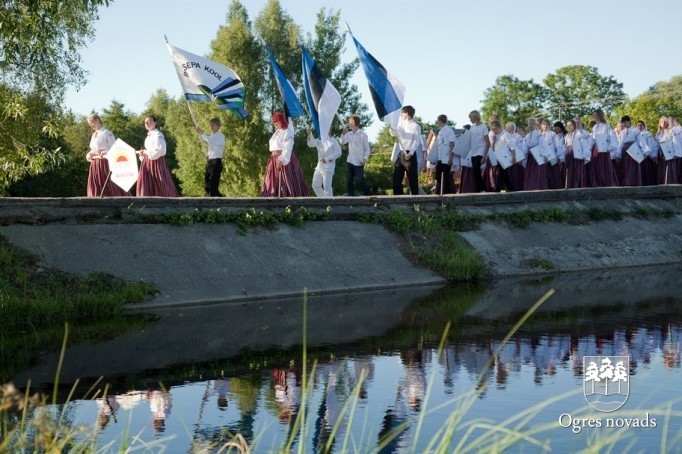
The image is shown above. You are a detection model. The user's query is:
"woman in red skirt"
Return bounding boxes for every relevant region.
[86,114,130,197]
[261,112,309,197]
[136,116,178,197]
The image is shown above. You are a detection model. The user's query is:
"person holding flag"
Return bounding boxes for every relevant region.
[390,106,422,195]
[306,128,341,197]
[86,114,130,197]
[196,117,225,197]
[261,112,309,197]
[340,115,372,196]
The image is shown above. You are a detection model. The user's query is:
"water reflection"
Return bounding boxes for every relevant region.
[6,266,682,452]
[30,323,677,453]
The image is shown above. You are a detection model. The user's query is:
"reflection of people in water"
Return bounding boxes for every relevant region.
[214,378,231,410]
[272,368,300,422]
[96,395,119,429]
[147,389,172,434]
[662,324,681,368]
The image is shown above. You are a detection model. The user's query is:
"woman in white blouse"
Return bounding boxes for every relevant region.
[136,116,178,197]
[260,112,309,197]
[86,114,130,197]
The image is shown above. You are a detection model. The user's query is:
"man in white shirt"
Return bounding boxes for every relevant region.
[196,117,226,197]
[468,110,489,192]
[307,129,342,197]
[390,105,422,195]
[435,114,456,194]
[340,115,371,196]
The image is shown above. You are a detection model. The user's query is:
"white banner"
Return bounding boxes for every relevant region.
[106,139,138,192]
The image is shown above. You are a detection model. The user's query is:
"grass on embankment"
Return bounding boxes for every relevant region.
[0,234,157,333]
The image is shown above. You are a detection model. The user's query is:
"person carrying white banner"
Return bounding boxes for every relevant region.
[86,114,130,198]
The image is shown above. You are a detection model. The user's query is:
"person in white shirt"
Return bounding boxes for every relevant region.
[656,116,678,185]
[468,110,489,192]
[136,115,178,197]
[306,129,342,197]
[564,118,591,188]
[196,117,226,197]
[549,121,567,189]
[618,115,642,186]
[390,105,422,195]
[340,115,371,196]
[86,113,130,197]
[261,112,309,197]
[669,115,682,180]
[523,118,548,190]
[506,122,525,191]
[435,114,456,194]
[636,120,658,186]
[590,109,619,187]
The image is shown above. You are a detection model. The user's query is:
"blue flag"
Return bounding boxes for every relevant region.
[348,31,405,128]
[301,46,341,139]
[264,44,304,119]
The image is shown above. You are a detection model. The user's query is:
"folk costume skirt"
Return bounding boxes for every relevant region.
[590,149,618,187]
[523,154,548,191]
[458,167,477,194]
[261,153,309,197]
[136,156,178,197]
[87,158,130,197]
[565,154,587,189]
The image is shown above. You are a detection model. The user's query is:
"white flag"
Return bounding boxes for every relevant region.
[166,42,248,119]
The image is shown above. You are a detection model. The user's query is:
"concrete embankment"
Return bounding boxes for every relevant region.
[1,186,682,307]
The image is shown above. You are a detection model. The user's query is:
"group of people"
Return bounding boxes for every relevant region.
[431,109,682,195]
[86,113,178,197]
[87,106,681,199]
[261,112,373,197]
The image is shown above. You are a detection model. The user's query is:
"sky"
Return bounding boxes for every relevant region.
[64,0,682,141]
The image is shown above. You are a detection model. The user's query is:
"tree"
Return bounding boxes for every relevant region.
[364,125,395,194]
[0,0,110,100]
[168,0,368,197]
[101,100,146,149]
[620,76,682,134]
[169,0,271,196]
[0,87,68,195]
[0,0,112,195]
[543,65,626,122]
[480,75,547,128]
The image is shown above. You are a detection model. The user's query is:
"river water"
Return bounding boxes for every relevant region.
[7,266,682,453]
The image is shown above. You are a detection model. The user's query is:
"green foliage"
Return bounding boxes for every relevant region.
[0,87,70,195]
[0,0,110,99]
[142,206,332,233]
[543,65,626,120]
[0,1,112,195]
[416,232,488,281]
[481,75,548,127]
[619,75,682,134]
[364,125,396,194]
[481,66,627,126]
[0,235,157,333]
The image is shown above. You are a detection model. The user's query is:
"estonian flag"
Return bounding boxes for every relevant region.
[348,29,405,129]
[166,41,248,119]
[264,44,304,119]
[301,46,342,140]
